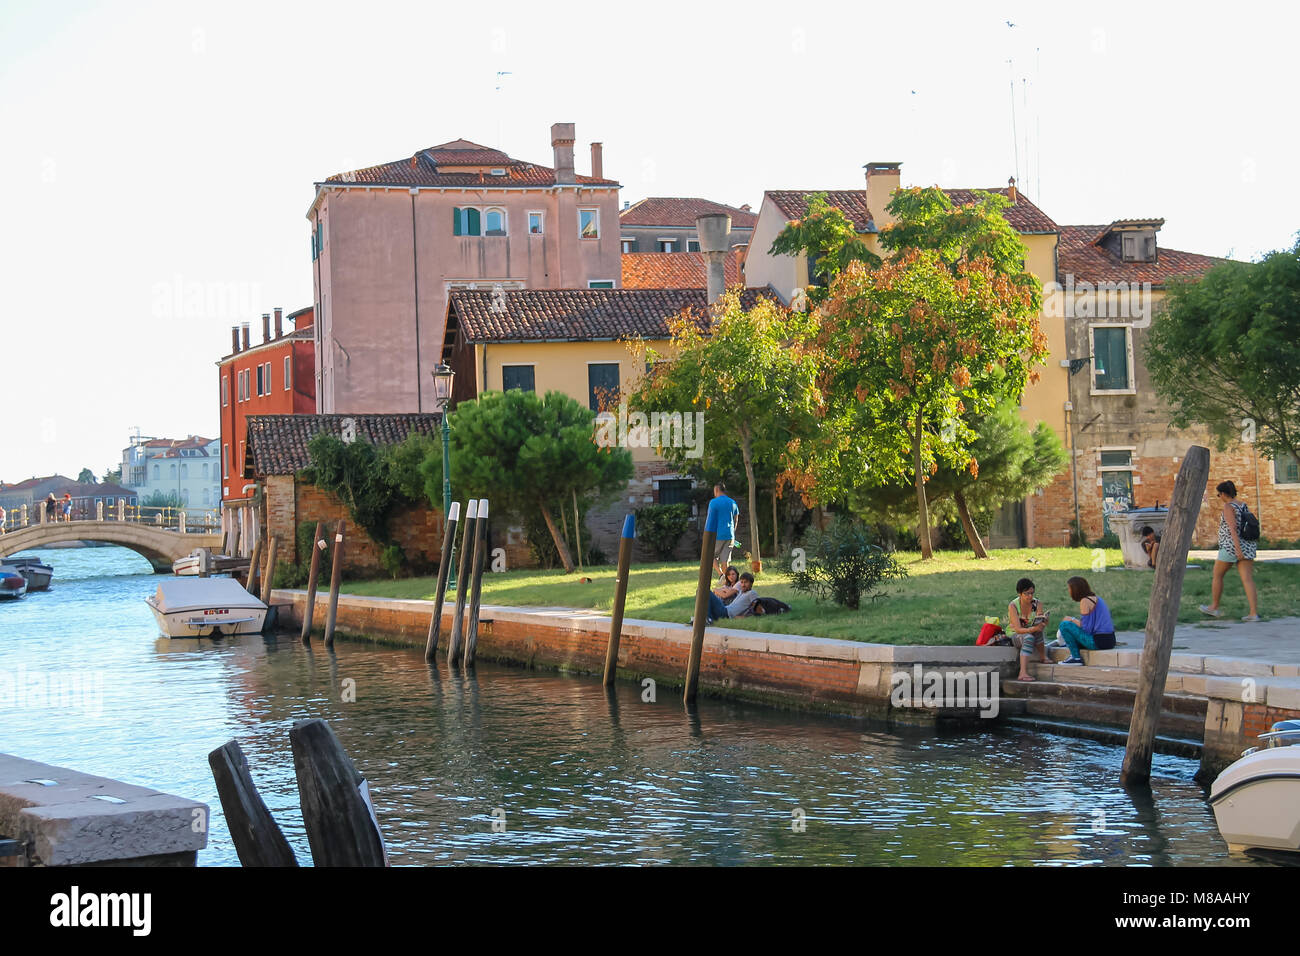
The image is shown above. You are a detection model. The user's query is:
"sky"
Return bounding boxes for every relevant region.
[2,0,1297,481]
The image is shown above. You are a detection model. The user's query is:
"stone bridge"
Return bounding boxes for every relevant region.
[0,521,222,573]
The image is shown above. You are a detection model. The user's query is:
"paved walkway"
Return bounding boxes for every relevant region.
[1119,615,1300,667]
[1188,549,1300,564]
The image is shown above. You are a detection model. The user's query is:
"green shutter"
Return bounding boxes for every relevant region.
[1094,328,1129,390]
[467,207,480,236]
[452,207,462,236]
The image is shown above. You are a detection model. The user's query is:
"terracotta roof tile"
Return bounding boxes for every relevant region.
[620,197,758,228]
[1057,225,1225,287]
[621,250,745,289]
[323,140,617,188]
[765,187,1059,235]
[244,414,442,478]
[448,287,778,344]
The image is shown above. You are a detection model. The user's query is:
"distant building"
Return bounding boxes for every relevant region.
[618,197,755,254]
[120,434,221,518]
[308,124,622,415]
[0,474,137,524]
[621,248,747,289]
[217,305,315,505]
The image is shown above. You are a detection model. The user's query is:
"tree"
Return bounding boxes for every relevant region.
[1146,238,1300,464]
[77,468,97,484]
[788,187,1049,559]
[768,192,880,305]
[103,466,122,485]
[141,490,182,510]
[420,390,633,574]
[626,288,823,562]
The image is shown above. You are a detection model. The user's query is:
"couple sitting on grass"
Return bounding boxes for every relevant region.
[1009,576,1116,682]
[691,565,790,625]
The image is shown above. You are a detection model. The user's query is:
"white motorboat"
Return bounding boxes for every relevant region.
[145,578,268,638]
[172,549,206,576]
[1210,719,1300,854]
[0,570,26,599]
[0,557,53,591]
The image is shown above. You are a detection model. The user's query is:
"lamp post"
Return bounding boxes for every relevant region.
[432,363,456,589]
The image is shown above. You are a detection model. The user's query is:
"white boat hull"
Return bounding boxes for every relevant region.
[146,597,267,637]
[1210,746,1300,854]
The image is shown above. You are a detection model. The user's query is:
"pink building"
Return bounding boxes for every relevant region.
[306,123,622,413]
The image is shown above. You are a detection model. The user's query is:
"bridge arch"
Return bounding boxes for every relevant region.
[0,521,222,573]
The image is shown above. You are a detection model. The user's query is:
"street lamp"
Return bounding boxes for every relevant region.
[432,363,456,588]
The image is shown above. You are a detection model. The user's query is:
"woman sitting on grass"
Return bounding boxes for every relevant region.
[1010,578,1050,682]
[1056,576,1116,665]
[712,566,741,605]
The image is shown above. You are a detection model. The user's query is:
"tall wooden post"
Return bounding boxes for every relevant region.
[290,718,387,867]
[229,517,241,559]
[323,520,346,648]
[1122,445,1210,786]
[603,515,636,686]
[300,523,324,644]
[246,537,263,595]
[260,534,279,606]
[447,499,477,665]
[573,488,584,574]
[208,740,298,867]
[425,502,460,661]
[685,498,727,705]
[463,499,490,668]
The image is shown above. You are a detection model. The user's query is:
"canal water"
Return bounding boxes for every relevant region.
[0,545,1263,866]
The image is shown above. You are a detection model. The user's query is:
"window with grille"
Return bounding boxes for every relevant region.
[1093,327,1131,390]
[501,365,535,392]
[1276,453,1300,485]
[658,479,693,506]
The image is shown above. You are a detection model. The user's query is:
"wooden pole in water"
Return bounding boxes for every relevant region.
[447,499,477,665]
[323,520,346,648]
[290,718,388,867]
[603,514,636,686]
[246,536,263,595]
[1122,444,1210,786]
[685,497,727,705]
[425,502,460,661]
[260,534,279,606]
[208,739,298,867]
[300,522,324,645]
[463,499,490,667]
[229,517,241,559]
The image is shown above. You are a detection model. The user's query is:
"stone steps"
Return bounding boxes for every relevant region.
[999,679,1207,741]
[1000,713,1202,759]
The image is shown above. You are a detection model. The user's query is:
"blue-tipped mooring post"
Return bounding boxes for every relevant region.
[684,497,727,704]
[602,514,636,686]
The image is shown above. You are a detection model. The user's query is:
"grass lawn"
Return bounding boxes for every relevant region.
[341,548,1300,646]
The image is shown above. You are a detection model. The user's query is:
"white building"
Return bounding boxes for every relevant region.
[121,433,222,519]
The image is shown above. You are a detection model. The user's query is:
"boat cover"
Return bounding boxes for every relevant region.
[151,578,267,613]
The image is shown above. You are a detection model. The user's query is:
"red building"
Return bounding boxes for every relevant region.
[218,306,315,504]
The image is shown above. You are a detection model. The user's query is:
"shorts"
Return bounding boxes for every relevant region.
[714,537,734,567]
[1218,546,1255,563]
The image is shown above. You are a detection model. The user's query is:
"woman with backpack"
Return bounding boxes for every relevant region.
[1199,480,1260,622]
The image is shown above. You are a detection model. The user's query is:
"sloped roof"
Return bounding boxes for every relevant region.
[765,186,1059,235]
[448,287,778,344]
[244,414,442,478]
[620,197,758,228]
[621,249,746,289]
[321,139,618,188]
[1057,225,1225,287]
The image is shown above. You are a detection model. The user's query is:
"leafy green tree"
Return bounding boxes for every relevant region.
[1146,238,1300,463]
[790,187,1048,559]
[627,289,822,562]
[768,192,880,304]
[77,468,97,484]
[420,390,633,573]
[299,433,431,549]
[141,490,182,510]
[102,466,122,485]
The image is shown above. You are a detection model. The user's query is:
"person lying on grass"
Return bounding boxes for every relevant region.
[1011,577,1050,682]
[1054,576,1116,665]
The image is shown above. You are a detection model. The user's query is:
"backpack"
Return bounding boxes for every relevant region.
[754,597,791,615]
[1237,503,1261,542]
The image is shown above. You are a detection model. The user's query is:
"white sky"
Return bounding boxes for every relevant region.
[2,0,1297,480]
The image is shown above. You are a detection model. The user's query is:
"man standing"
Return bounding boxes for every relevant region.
[711,482,739,575]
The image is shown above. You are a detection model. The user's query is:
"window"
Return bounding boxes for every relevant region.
[284,356,291,390]
[452,207,481,236]
[579,208,599,239]
[588,280,614,289]
[588,363,620,412]
[621,238,636,253]
[256,365,264,396]
[181,489,190,506]
[153,464,160,480]
[657,238,677,253]
[1092,326,1133,391]
[1275,453,1300,485]
[687,239,701,252]
[658,478,693,506]
[501,365,536,392]
[202,488,210,505]
[265,361,273,392]
[1099,450,1132,468]
[528,212,544,234]
[223,445,229,479]
[170,463,176,478]
[180,463,188,479]
[485,208,506,236]
[202,463,208,478]
[221,375,229,406]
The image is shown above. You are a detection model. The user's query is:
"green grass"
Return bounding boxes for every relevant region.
[341,548,1300,646]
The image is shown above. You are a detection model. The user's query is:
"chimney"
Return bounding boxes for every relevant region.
[231,327,240,354]
[261,313,271,343]
[590,142,603,180]
[551,122,576,184]
[696,213,732,305]
[864,161,902,229]
[623,200,629,210]
[273,307,283,338]
[241,322,250,350]
[1007,176,1018,203]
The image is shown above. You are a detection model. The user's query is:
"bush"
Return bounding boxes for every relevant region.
[272,521,334,589]
[635,503,691,560]
[380,544,406,579]
[783,517,907,610]
[1091,531,1120,549]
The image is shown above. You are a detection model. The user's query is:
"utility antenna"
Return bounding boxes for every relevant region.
[1007,59,1019,187]
[1035,46,1042,202]
[494,71,512,150]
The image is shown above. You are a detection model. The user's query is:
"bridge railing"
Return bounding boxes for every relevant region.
[0,501,220,534]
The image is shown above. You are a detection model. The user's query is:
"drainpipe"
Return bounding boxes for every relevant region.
[411,189,423,411]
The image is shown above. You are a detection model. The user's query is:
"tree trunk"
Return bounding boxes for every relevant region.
[772,487,779,557]
[540,504,575,573]
[954,490,990,558]
[740,431,761,562]
[913,413,933,560]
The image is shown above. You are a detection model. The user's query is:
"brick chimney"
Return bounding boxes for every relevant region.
[551,123,576,184]
[590,142,603,180]
[273,307,283,338]
[261,313,271,343]
[696,213,732,305]
[241,322,251,350]
[1007,176,1018,203]
[864,161,902,229]
[231,327,240,354]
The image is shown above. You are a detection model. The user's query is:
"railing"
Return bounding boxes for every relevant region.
[0,500,221,534]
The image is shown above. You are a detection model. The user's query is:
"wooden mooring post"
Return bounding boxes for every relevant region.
[246,536,263,595]
[290,718,388,866]
[463,499,490,667]
[603,514,636,686]
[208,740,298,867]
[323,520,346,648]
[1122,444,1210,786]
[259,534,279,606]
[684,498,726,705]
[447,499,477,665]
[426,502,460,661]
[300,522,325,645]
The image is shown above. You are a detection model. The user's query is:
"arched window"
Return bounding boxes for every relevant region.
[180,463,188,479]
[202,462,209,478]
[202,488,210,504]
[182,489,190,505]
[153,464,159,479]
[485,208,506,236]
[170,463,177,478]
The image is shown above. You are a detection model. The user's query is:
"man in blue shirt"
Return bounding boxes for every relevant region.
[712,482,739,576]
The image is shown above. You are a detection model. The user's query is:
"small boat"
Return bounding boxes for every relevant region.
[1210,719,1300,854]
[145,578,268,638]
[0,557,53,591]
[172,549,206,576]
[0,570,27,599]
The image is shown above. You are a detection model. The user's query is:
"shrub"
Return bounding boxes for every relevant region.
[635,503,691,560]
[272,521,334,589]
[380,544,406,579]
[783,517,907,610]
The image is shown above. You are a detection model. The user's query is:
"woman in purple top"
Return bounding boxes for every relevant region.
[1056,576,1116,665]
